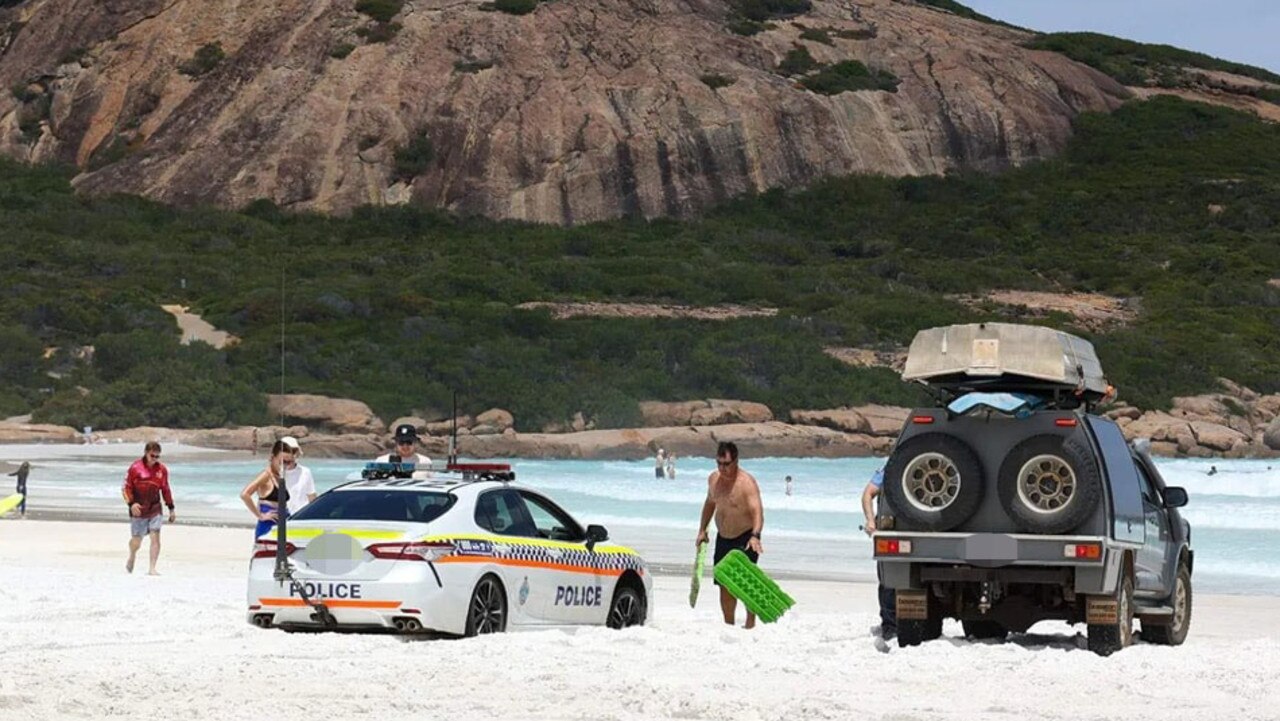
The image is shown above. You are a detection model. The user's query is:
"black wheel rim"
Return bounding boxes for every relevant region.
[608,590,641,629]
[470,578,505,635]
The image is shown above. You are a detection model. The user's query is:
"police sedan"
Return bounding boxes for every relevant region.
[245,464,650,636]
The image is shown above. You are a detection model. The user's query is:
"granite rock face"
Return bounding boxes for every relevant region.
[0,0,1128,224]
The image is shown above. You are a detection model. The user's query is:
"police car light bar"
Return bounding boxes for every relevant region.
[446,463,512,473]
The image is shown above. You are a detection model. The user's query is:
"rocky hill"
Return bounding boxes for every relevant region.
[0,0,1130,223]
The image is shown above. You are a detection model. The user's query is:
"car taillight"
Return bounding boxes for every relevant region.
[368,541,455,562]
[251,540,297,559]
[1065,543,1102,560]
[875,538,913,555]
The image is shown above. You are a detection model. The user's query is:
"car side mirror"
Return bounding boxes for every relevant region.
[585,524,608,551]
[1163,486,1188,509]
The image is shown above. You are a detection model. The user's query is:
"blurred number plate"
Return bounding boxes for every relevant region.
[971,339,1000,372]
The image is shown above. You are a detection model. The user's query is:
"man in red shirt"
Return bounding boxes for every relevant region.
[121,441,176,575]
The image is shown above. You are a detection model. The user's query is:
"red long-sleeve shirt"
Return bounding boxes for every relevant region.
[123,459,173,519]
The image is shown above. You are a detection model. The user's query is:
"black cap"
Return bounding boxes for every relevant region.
[394,423,419,443]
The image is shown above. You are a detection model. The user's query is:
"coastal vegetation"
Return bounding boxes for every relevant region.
[1,97,1278,430]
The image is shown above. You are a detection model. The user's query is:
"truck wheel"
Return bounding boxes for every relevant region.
[962,619,1008,640]
[883,434,985,531]
[1140,563,1192,646]
[1087,572,1134,656]
[998,435,1101,534]
[896,619,936,648]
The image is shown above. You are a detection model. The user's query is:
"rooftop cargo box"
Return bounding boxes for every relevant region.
[902,323,1109,400]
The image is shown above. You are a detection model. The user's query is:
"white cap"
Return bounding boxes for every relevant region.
[280,436,301,453]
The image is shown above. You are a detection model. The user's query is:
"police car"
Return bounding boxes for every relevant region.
[245,463,651,636]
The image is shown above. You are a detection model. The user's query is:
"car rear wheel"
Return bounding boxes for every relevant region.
[464,574,508,637]
[606,582,646,629]
[998,434,1102,534]
[1140,563,1192,646]
[882,434,985,531]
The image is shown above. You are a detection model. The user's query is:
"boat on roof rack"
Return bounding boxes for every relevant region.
[902,323,1110,407]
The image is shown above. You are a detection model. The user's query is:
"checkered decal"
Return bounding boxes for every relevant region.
[446,538,644,573]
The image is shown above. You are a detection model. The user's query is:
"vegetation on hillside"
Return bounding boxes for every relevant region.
[1027,32,1280,101]
[2,98,1277,431]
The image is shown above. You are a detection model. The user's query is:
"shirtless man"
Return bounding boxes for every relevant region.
[695,441,764,628]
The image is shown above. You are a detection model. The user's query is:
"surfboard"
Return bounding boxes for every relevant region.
[0,493,24,516]
[688,541,708,608]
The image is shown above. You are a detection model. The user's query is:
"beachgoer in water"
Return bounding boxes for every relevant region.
[665,452,676,480]
[862,466,895,641]
[785,475,793,497]
[240,440,290,539]
[280,436,316,516]
[122,442,176,575]
[1207,465,1218,476]
[695,441,764,629]
[654,448,666,479]
[8,461,30,517]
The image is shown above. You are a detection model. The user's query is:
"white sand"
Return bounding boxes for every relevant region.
[1,522,1279,720]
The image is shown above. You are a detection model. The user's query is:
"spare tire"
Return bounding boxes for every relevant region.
[882,434,985,531]
[997,434,1102,534]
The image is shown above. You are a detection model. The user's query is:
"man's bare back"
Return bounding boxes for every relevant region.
[708,468,761,537]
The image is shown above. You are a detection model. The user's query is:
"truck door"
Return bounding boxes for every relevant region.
[1134,461,1171,594]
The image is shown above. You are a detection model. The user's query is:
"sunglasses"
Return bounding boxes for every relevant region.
[396,440,415,446]
[147,453,161,459]
[716,459,734,468]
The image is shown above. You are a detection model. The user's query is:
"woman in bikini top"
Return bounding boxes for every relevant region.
[240,439,292,539]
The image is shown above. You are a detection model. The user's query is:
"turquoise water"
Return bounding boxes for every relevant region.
[22,455,1280,594]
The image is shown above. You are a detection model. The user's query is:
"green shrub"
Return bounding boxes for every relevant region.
[354,0,404,23]
[58,47,87,66]
[493,0,538,15]
[777,45,818,76]
[798,27,833,46]
[355,22,401,43]
[726,18,766,36]
[393,132,435,181]
[700,74,735,90]
[800,60,901,94]
[454,59,495,73]
[177,43,225,77]
[329,43,356,59]
[912,0,1018,28]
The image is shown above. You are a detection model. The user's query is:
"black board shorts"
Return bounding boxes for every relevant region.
[713,530,758,586]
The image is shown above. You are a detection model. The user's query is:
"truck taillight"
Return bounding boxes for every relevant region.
[1054,418,1078,427]
[875,538,912,555]
[368,541,455,562]
[911,416,935,424]
[1065,543,1101,560]
[252,540,297,559]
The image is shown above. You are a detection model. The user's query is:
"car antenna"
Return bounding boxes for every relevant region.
[271,269,335,627]
[448,390,459,466]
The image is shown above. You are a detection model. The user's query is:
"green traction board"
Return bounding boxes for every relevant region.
[689,541,708,608]
[712,549,796,623]
[0,493,23,516]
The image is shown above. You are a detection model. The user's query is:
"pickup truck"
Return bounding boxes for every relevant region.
[875,323,1193,656]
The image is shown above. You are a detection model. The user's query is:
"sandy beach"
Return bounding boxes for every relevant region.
[1,519,1279,721]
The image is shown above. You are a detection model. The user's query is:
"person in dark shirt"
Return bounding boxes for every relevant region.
[8,461,30,517]
[122,442,176,575]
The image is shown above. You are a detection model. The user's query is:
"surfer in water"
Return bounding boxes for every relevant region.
[694,441,764,629]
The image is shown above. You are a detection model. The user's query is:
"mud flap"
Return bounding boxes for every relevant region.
[1086,595,1119,625]
[896,590,929,620]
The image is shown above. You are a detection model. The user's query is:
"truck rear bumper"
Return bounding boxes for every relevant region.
[875,532,1128,595]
